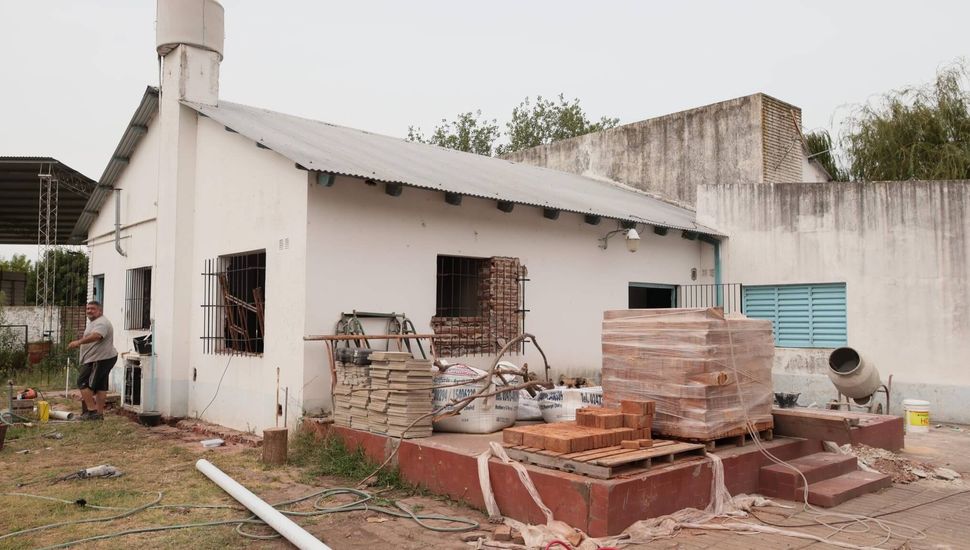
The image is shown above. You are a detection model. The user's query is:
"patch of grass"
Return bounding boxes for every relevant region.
[290,430,412,491]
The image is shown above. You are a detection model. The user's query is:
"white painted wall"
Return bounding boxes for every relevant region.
[698,181,970,422]
[87,112,161,395]
[186,115,309,431]
[302,174,715,413]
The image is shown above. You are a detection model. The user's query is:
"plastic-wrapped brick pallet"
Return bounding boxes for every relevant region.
[601,308,774,440]
[432,364,519,433]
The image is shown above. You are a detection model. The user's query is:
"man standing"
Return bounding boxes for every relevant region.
[68,301,118,421]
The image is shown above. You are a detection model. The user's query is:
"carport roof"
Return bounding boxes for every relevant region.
[0,157,98,245]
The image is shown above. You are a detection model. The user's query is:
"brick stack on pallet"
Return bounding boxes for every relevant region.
[602,308,774,442]
[367,351,434,438]
[503,400,655,453]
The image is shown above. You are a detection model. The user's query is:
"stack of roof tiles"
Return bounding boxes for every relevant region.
[366,351,434,438]
[601,308,774,441]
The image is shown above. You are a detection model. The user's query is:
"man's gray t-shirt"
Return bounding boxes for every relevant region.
[79,316,117,364]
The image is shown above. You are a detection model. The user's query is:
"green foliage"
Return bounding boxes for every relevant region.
[0,253,32,273]
[0,298,28,374]
[291,430,410,490]
[499,94,620,155]
[25,248,89,306]
[841,63,970,181]
[408,111,501,156]
[407,94,619,156]
[805,130,849,181]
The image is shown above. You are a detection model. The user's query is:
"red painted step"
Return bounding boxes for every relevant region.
[807,470,892,507]
[759,453,859,501]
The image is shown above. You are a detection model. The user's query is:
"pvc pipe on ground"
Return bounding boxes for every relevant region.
[195,459,330,550]
[49,410,75,420]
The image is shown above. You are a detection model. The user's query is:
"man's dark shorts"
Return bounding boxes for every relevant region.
[77,356,118,392]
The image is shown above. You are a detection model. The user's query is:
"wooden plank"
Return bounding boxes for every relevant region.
[772,409,858,443]
[504,447,613,479]
[591,442,706,467]
[772,407,860,426]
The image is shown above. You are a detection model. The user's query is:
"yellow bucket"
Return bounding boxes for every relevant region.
[37,400,50,423]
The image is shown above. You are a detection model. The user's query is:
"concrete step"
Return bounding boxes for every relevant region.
[807,470,892,507]
[759,452,859,500]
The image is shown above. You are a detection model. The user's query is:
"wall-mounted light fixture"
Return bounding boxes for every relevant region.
[599,227,641,252]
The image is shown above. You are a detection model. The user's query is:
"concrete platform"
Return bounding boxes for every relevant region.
[315,411,904,537]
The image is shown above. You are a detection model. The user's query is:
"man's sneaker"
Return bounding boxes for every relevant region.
[81,412,103,421]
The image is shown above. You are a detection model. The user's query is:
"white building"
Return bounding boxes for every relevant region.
[78,0,722,432]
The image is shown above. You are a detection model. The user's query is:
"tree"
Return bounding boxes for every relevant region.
[407,94,620,156]
[805,130,849,181]
[407,111,501,156]
[0,253,32,273]
[841,64,970,181]
[24,248,88,306]
[498,94,620,155]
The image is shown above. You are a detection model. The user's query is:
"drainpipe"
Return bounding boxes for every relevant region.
[713,239,722,286]
[114,189,126,257]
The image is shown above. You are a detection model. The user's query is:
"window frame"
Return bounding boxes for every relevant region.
[201,250,267,356]
[124,267,152,330]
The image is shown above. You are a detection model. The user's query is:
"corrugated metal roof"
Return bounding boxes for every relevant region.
[183,99,721,236]
[71,86,159,242]
[0,156,97,245]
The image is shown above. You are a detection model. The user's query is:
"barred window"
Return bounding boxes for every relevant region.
[431,255,527,356]
[202,251,266,355]
[124,267,152,330]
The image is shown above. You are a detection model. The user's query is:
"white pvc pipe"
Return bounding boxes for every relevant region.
[195,459,330,550]
[50,410,75,420]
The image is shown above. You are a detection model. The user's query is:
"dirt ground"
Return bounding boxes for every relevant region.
[0,398,489,550]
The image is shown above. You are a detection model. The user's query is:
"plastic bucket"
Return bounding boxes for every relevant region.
[37,400,50,423]
[902,399,930,433]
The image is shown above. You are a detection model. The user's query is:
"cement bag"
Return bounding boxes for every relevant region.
[538,386,603,423]
[517,389,543,421]
[432,364,519,433]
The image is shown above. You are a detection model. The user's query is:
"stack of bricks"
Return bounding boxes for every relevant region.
[367,351,434,438]
[602,308,774,440]
[503,399,655,453]
[431,257,525,356]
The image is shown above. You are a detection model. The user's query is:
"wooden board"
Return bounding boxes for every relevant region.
[665,420,774,451]
[503,439,706,479]
[772,407,860,443]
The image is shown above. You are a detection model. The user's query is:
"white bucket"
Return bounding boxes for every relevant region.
[902,399,930,433]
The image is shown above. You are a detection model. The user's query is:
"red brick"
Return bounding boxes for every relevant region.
[807,471,892,507]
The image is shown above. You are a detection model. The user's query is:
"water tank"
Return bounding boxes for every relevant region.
[156,0,225,60]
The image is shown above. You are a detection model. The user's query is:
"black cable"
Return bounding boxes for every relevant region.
[198,354,232,419]
[750,488,970,528]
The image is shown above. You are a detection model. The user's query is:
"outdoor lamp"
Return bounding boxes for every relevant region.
[599,226,641,252]
[625,228,640,252]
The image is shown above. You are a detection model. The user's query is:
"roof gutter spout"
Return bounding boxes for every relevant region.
[115,188,126,257]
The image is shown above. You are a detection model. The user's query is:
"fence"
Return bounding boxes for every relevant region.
[676,283,744,314]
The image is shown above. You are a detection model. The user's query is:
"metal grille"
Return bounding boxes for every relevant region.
[124,267,152,330]
[431,255,528,356]
[677,283,744,314]
[202,251,266,355]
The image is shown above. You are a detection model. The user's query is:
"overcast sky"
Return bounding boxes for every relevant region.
[1,0,968,261]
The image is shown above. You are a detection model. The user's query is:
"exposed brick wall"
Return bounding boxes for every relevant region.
[761,95,805,184]
[432,256,524,356]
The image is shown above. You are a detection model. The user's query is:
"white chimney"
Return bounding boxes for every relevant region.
[156,0,224,105]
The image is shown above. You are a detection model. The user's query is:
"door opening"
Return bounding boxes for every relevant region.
[629,283,676,309]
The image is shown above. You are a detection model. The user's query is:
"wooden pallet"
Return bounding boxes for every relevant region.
[664,421,774,451]
[503,439,706,479]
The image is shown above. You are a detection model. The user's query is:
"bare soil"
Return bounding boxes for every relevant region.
[0,398,487,550]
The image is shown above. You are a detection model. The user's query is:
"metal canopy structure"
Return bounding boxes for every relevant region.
[0,157,97,245]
